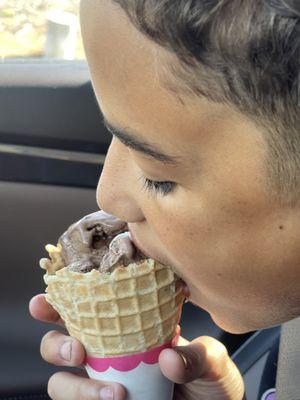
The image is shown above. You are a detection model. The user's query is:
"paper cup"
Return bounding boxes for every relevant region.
[85,334,179,400]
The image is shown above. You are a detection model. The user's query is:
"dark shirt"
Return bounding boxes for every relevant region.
[257,336,279,400]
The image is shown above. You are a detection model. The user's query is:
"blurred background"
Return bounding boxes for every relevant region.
[0,0,84,61]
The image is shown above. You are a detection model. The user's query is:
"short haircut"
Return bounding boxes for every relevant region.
[112,0,300,205]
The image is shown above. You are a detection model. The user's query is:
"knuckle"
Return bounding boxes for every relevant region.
[199,335,229,358]
[211,340,229,363]
[198,336,231,377]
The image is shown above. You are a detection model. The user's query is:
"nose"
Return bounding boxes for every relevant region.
[97,138,145,223]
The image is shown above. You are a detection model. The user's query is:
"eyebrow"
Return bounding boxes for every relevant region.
[102,116,179,165]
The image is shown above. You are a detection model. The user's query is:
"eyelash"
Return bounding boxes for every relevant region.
[140,176,176,196]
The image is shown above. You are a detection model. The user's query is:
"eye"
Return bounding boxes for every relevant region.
[140,176,176,196]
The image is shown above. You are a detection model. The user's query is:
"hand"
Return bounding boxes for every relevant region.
[29,294,244,400]
[159,334,245,400]
[29,294,126,400]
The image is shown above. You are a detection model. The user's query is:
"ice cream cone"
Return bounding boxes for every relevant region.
[40,243,184,358]
[40,242,184,399]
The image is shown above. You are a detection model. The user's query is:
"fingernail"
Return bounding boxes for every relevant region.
[60,340,72,361]
[175,349,189,369]
[99,386,114,400]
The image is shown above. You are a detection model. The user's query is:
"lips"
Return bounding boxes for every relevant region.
[128,227,152,259]
[128,225,190,298]
[128,225,171,267]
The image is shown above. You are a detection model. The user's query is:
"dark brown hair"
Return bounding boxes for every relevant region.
[112,0,300,205]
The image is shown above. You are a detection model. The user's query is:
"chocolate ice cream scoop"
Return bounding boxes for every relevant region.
[58,211,146,273]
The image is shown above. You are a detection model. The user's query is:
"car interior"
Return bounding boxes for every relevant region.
[0,44,281,400]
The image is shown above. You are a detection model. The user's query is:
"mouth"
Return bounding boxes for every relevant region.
[128,226,152,259]
[128,226,190,298]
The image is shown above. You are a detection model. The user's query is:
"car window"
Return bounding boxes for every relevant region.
[0,0,84,61]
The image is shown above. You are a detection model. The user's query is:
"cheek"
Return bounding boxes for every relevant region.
[140,189,270,294]
[141,194,205,272]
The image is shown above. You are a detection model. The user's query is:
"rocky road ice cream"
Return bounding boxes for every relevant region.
[58,211,146,273]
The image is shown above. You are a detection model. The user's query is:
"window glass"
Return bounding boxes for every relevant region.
[0,0,84,61]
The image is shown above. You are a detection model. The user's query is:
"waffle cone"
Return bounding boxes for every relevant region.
[40,243,184,357]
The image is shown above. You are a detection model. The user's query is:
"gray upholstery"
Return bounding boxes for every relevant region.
[276,317,300,399]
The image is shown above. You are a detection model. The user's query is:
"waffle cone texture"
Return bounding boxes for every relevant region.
[40,243,184,357]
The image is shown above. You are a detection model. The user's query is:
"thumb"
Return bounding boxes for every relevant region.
[159,336,245,399]
[159,335,231,383]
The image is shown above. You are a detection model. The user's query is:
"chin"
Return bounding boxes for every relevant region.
[210,314,253,335]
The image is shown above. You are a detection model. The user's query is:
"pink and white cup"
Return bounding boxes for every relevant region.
[85,333,179,400]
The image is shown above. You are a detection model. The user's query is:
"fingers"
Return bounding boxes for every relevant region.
[159,336,230,384]
[40,330,86,367]
[30,296,85,367]
[48,371,126,400]
[29,294,64,325]
[177,334,189,347]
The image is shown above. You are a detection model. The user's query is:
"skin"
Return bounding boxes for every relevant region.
[84,0,300,333]
[29,1,300,399]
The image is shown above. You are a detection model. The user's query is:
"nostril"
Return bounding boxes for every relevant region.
[97,190,145,224]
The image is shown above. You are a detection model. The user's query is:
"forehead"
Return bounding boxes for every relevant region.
[80,1,260,161]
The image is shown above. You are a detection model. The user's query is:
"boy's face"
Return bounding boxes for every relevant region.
[81,0,300,333]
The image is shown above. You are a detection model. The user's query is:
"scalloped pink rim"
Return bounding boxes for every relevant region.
[85,332,179,372]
